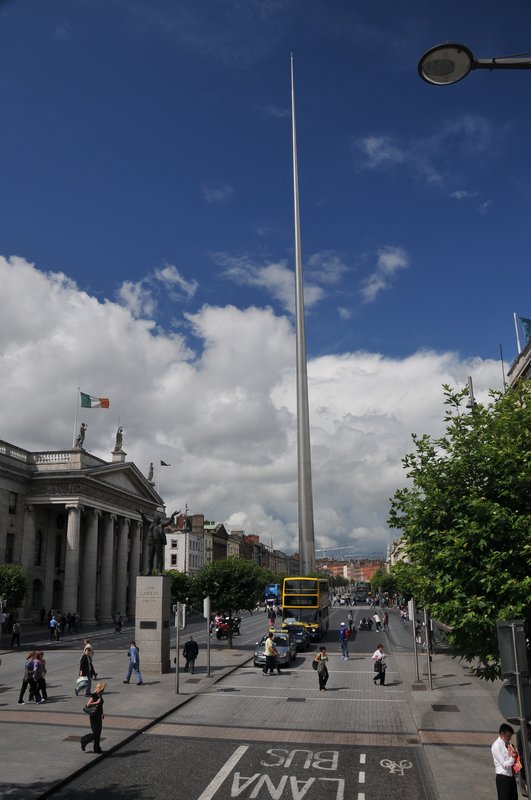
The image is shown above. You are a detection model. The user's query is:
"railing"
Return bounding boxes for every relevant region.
[0,441,30,462]
[32,452,70,464]
[0,441,71,465]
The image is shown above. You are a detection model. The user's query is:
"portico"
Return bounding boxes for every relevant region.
[0,440,164,623]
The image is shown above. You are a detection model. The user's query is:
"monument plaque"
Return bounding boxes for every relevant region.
[135,575,171,673]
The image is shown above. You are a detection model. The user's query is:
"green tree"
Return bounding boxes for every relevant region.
[389,384,531,679]
[162,570,192,607]
[192,557,267,647]
[0,564,28,610]
[370,569,396,595]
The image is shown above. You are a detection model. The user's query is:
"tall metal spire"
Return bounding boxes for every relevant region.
[291,55,316,576]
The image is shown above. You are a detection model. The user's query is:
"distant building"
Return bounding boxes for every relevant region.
[508,336,531,385]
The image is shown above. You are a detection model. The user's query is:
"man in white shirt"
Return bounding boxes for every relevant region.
[491,723,518,800]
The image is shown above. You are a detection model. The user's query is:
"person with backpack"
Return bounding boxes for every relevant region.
[339,622,350,660]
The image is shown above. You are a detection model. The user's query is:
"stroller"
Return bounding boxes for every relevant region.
[358,618,368,631]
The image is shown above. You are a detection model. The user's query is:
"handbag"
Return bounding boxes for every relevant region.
[83,703,97,715]
[312,660,318,671]
[513,753,523,775]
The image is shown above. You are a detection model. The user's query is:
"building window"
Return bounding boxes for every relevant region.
[34,531,43,566]
[171,554,177,566]
[8,492,17,514]
[5,533,15,563]
[171,540,177,548]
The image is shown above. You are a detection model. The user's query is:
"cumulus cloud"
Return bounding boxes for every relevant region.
[0,255,504,557]
[117,263,198,318]
[360,245,409,303]
[213,252,325,313]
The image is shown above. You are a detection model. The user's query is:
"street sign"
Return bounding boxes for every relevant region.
[498,683,531,724]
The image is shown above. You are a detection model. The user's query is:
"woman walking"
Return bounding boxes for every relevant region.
[18,652,42,705]
[372,643,387,686]
[314,646,329,691]
[80,681,106,754]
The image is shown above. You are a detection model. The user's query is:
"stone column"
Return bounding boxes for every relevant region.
[79,509,100,626]
[63,504,83,614]
[114,517,130,621]
[127,519,142,619]
[99,513,116,624]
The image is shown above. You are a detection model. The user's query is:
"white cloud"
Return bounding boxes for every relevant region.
[451,189,477,201]
[360,245,409,303]
[117,279,157,318]
[479,200,493,214]
[0,255,504,557]
[213,252,325,313]
[338,307,352,320]
[355,114,493,187]
[154,264,198,299]
[201,181,234,204]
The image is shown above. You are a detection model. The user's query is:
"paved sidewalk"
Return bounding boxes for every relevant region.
[0,619,509,800]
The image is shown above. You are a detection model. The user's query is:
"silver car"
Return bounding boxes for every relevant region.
[254,631,297,668]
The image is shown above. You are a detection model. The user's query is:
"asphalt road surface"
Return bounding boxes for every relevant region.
[40,606,436,800]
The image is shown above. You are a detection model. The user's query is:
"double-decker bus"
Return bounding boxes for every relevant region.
[355,581,371,604]
[281,577,330,641]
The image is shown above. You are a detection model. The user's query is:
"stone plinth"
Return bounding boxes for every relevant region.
[135,575,171,673]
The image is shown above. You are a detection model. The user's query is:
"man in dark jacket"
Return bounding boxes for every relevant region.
[183,636,199,674]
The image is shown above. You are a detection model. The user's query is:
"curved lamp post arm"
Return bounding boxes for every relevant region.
[419,42,531,85]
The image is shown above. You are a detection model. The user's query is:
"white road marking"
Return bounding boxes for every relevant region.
[196,745,249,800]
[358,771,365,783]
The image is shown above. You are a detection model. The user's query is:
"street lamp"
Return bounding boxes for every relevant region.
[418,42,531,85]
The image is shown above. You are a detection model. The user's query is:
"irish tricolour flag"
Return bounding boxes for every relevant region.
[80,392,110,409]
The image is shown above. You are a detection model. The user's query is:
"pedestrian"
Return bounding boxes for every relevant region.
[372,643,387,686]
[339,622,349,660]
[182,636,199,674]
[314,646,329,691]
[373,612,381,631]
[400,608,408,627]
[80,681,106,754]
[262,632,278,676]
[39,607,46,626]
[516,721,531,797]
[78,645,96,697]
[268,608,276,629]
[49,616,58,642]
[491,723,518,800]
[34,651,48,703]
[18,652,42,704]
[115,614,123,633]
[347,610,354,634]
[382,611,389,632]
[123,641,143,685]
[11,620,21,647]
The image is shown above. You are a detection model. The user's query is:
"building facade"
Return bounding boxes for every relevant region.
[0,439,164,623]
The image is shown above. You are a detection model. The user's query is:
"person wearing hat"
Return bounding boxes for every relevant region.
[339,622,350,661]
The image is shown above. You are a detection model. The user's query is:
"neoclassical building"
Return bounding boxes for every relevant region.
[0,438,164,624]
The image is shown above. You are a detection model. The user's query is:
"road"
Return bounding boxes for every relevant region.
[40,605,440,800]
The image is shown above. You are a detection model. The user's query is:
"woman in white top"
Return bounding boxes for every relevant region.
[372,644,386,686]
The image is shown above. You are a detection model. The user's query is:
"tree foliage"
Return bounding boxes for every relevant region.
[0,564,28,609]
[192,557,268,647]
[370,569,397,595]
[389,384,531,679]
[162,570,192,606]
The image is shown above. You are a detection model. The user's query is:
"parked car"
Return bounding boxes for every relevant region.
[254,631,297,668]
[281,621,311,651]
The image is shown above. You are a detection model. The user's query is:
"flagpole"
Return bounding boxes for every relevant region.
[514,312,522,354]
[72,386,80,447]
[499,343,507,390]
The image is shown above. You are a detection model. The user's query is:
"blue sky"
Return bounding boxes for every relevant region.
[1,0,529,556]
